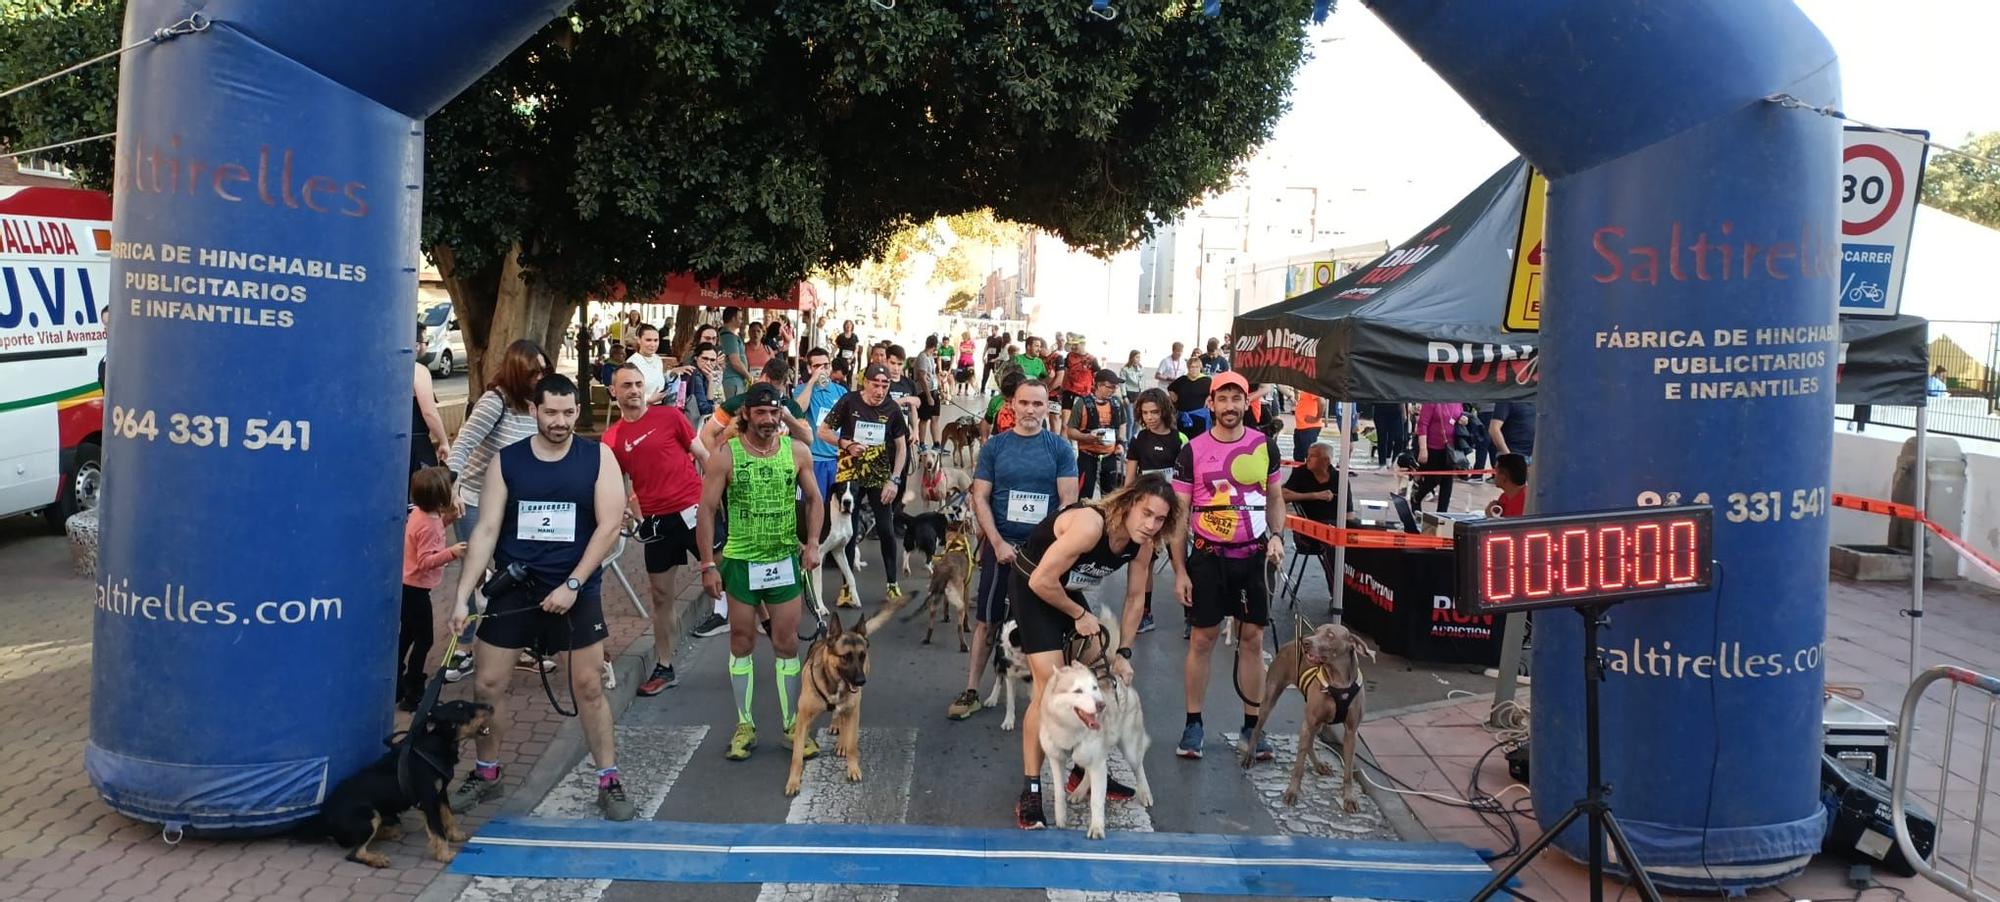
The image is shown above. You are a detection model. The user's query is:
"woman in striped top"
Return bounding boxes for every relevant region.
[446,339,548,543]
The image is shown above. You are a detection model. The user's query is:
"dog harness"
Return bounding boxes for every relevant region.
[1297,662,1362,725]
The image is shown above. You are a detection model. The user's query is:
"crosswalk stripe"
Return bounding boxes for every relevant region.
[757,726,920,902]
[457,725,708,902]
[1228,729,1399,841]
[1230,728,1399,902]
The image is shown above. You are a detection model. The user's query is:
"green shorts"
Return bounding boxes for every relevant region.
[719,554,805,607]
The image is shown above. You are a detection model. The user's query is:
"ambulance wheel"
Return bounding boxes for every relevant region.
[45,441,101,532]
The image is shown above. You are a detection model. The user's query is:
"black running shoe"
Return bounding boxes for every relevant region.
[1065,766,1136,801]
[637,663,677,697]
[689,612,729,638]
[1016,790,1047,830]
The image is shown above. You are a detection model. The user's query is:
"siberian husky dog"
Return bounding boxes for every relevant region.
[1037,651,1153,840]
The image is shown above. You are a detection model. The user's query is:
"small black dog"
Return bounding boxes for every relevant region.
[317,699,492,867]
[899,511,950,577]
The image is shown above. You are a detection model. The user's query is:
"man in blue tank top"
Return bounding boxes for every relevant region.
[447,374,636,821]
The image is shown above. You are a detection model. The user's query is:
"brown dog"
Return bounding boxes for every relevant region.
[941,417,982,467]
[917,521,973,650]
[785,612,871,796]
[1240,623,1375,811]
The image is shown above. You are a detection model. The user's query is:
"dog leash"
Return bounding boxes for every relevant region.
[798,570,829,643]
[395,602,536,798]
[1228,555,1309,707]
[1060,627,1115,681]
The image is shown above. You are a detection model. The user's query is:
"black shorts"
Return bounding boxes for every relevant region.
[476,578,609,653]
[975,540,1011,625]
[1009,567,1084,655]
[1186,551,1270,629]
[955,367,973,383]
[636,511,699,573]
[918,394,940,421]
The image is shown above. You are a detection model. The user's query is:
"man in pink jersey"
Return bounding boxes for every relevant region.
[1168,371,1287,762]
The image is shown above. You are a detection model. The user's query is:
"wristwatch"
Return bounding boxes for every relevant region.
[565,577,581,591]
[1116,647,1133,660]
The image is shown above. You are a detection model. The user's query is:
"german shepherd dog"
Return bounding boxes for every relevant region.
[785,612,871,796]
[1241,622,1376,810]
[318,700,492,867]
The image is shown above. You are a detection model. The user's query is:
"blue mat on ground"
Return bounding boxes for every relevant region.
[452,817,1500,899]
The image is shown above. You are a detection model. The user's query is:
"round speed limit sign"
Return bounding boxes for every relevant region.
[1841,143,1904,236]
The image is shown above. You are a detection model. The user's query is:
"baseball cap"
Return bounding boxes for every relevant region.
[1209,371,1250,396]
[863,363,892,382]
[1094,368,1122,385]
[741,383,785,409]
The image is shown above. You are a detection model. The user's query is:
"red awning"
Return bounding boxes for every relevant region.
[607,275,816,312]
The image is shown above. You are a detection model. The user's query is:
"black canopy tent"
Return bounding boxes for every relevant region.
[1230,156,1933,656]
[1229,157,1931,407]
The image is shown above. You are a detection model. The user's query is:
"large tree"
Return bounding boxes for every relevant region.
[1920,132,2000,231]
[3,0,1315,388]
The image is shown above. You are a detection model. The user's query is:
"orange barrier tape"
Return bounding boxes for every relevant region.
[1278,458,1495,479]
[1833,492,2000,582]
[1288,515,1455,550]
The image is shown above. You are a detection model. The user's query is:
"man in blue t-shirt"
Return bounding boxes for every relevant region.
[948,378,1077,722]
[796,347,848,500]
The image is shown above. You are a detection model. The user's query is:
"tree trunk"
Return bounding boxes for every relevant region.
[433,240,594,426]
[670,304,703,358]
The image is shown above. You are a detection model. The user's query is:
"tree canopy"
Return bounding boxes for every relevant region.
[3,0,1317,379]
[1921,132,2000,231]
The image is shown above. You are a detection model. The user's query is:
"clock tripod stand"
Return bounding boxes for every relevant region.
[1471,602,1664,902]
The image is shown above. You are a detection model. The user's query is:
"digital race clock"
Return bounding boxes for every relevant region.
[1453,505,1713,615]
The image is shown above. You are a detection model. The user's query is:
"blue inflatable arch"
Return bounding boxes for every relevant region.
[1369,1,1839,889]
[93,0,1838,891]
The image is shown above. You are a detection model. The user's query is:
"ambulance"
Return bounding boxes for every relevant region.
[0,186,110,529]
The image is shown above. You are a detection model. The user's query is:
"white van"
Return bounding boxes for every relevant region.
[0,187,110,528]
[420,301,465,375]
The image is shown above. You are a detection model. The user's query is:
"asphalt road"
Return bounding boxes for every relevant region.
[448,394,1498,902]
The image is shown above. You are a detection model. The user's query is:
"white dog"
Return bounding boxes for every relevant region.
[1037,639,1153,840]
[818,482,864,608]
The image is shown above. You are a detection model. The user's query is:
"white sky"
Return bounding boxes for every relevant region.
[1257,0,1998,245]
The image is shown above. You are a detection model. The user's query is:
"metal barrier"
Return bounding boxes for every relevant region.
[1892,664,2000,900]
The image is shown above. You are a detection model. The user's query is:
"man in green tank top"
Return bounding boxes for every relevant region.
[698,384,824,761]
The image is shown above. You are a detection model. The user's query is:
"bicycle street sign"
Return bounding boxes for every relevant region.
[1839,126,1928,318]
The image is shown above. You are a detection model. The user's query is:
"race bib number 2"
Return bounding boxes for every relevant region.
[1007,491,1050,525]
[518,501,577,543]
[855,420,887,447]
[750,558,796,591]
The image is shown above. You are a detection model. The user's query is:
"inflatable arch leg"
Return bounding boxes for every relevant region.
[88,0,561,833]
[1370,0,1841,891]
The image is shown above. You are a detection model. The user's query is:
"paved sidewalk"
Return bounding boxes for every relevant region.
[0,517,677,902]
[1372,573,2000,901]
